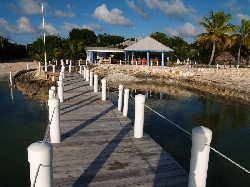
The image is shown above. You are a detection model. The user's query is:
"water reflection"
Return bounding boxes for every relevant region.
[10,86,14,104]
[107,82,250,187]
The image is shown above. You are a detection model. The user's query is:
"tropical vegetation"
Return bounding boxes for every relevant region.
[1,10,250,66]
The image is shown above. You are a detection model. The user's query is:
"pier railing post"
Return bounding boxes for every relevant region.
[134,94,145,138]
[123,88,129,116]
[28,141,53,187]
[118,84,123,111]
[90,71,93,86]
[52,65,55,73]
[49,89,55,100]
[84,67,86,79]
[38,62,41,74]
[51,86,56,97]
[69,65,71,73]
[57,80,64,102]
[49,97,61,143]
[86,69,89,81]
[188,126,212,187]
[101,79,106,101]
[9,71,13,86]
[94,74,98,92]
[79,66,82,74]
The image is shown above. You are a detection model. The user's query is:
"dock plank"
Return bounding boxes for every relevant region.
[52,72,188,186]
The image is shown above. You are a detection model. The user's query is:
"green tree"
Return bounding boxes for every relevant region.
[68,40,84,61]
[231,19,250,63]
[29,35,64,63]
[97,33,125,47]
[167,36,190,62]
[150,32,169,46]
[196,11,237,65]
[69,28,97,46]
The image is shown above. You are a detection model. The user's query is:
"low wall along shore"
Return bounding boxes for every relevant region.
[89,64,250,103]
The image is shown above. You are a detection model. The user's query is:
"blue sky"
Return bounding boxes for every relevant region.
[0,0,250,45]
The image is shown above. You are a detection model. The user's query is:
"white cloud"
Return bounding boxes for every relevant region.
[54,4,76,18]
[0,16,38,34]
[235,13,250,22]
[223,0,242,12]
[144,0,195,20]
[62,22,103,33]
[6,0,40,15]
[43,23,60,35]
[93,4,132,26]
[54,10,75,18]
[127,0,148,19]
[163,23,205,38]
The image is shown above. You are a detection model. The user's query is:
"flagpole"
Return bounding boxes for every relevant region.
[42,1,47,72]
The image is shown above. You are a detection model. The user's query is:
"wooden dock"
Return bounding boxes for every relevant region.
[52,72,188,187]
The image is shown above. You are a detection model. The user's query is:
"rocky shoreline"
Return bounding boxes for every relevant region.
[14,70,57,101]
[88,64,250,104]
[3,63,250,104]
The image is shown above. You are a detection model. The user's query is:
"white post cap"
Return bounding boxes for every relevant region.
[192,126,212,145]
[28,141,53,164]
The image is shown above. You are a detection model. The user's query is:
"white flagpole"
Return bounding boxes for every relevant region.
[42,1,47,72]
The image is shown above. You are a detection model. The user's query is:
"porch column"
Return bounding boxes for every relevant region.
[161,52,164,66]
[147,52,150,66]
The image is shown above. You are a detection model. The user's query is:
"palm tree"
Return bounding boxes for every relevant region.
[196,11,237,65]
[232,19,250,63]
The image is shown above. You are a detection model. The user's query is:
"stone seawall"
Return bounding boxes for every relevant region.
[89,64,250,102]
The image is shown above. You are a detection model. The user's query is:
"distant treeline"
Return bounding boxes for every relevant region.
[0,37,29,61]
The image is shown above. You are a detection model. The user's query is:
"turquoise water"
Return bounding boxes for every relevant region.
[108,86,250,187]
[0,81,48,187]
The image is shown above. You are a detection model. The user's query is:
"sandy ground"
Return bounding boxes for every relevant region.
[0,60,38,80]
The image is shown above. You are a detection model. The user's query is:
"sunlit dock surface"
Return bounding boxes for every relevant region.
[52,72,188,187]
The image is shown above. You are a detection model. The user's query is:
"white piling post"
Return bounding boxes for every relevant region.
[134,94,145,138]
[86,69,89,81]
[188,126,212,187]
[38,62,41,74]
[89,71,93,86]
[61,67,65,80]
[79,66,82,74]
[48,89,55,121]
[94,74,98,92]
[52,65,55,73]
[27,64,29,70]
[118,84,123,111]
[49,89,54,99]
[28,141,53,187]
[84,67,86,78]
[78,60,80,66]
[9,71,13,86]
[51,86,56,97]
[123,88,129,116]
[120,60,122,65]
[49,97,61,143]
[69,65,71,73]
[101,79,106,101]
[55,59,57,65]
[57,80,64,102]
